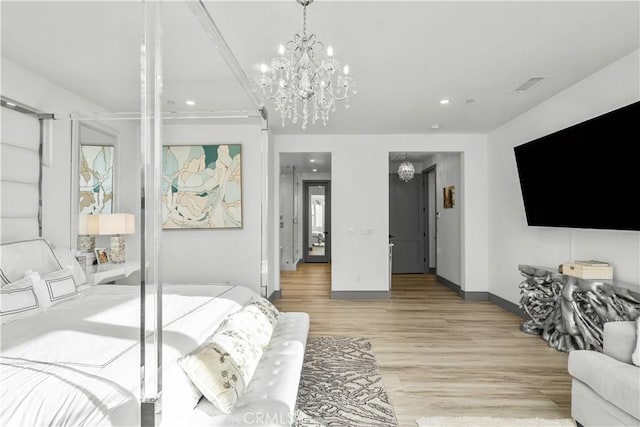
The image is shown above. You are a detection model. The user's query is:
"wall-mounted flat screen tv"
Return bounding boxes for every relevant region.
[514,100,640,231]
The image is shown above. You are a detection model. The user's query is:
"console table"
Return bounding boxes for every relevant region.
[518,264,640,352]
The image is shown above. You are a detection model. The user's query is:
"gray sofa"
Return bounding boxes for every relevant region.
[568,321,639,426]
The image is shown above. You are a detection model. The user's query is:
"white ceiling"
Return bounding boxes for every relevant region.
[2,1,638,134]
[280,152,331,174]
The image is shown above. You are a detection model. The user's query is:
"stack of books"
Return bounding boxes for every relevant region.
[561,259,613,280]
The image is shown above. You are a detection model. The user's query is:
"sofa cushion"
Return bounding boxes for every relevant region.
[569,349,640,419]
[604,321,637,365]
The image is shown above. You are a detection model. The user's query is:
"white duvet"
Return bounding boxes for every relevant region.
[0,284,256,427]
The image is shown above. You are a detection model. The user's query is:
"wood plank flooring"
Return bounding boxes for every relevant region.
[277,263,572,427]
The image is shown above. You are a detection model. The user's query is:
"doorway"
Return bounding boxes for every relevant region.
[389,171,426,273]
[303,181,330,263]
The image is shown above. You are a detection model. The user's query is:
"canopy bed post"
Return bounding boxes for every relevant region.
[186,1,271,297]
[140,0,163,425]
[260,107,270,298]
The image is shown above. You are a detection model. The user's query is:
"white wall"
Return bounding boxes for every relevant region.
[422,153,462,285]
[161,123,264,294]
[279,170,295,269]
[488,49,640,304]
[1,58,140,255]
[274,134,488,294]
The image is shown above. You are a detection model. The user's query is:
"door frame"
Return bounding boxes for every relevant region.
[422,165,437,274]
[303,180,331,263]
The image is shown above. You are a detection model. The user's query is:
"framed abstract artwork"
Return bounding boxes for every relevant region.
[162,144,242,229]
[79,145,114,214]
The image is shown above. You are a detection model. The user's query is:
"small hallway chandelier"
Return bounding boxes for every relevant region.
[254,0,356,129]
[398,154,415,182]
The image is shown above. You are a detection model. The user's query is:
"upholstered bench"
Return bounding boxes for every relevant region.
[164,312,310,427]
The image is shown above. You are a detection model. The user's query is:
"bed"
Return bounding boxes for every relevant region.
[0,240,309,426]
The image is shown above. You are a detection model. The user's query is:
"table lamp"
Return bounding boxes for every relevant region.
[78,214,99,251]
[96,213,135,263]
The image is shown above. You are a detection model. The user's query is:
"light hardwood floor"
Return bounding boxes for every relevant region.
[277,263,572,427]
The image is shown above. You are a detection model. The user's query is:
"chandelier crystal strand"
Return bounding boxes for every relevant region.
[254,0,356,129]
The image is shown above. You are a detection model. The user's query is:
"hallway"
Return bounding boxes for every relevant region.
[275,264,571,426]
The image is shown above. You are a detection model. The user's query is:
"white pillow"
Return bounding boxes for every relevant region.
[212,322,264,386]
[225,307,274,348]
[633,318,640,367]
[0,238,61,283]
[38,266,78,308]
[247,297,280,327]
[178,341,245,414]
[0,273,43,324]
[53,247,87,285]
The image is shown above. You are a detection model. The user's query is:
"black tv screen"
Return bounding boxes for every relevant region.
[514,100,640,231]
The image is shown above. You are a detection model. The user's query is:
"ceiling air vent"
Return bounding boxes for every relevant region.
[515,76,546,93]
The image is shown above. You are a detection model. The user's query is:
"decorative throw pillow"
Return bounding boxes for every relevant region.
[225,307,274,348]
[212,322,264,385]
[38,266,78,308]
[246,297,280,328]
[178,342,245,414]
[1,273,43,324]
[633,318,640,367]
[53,248,87,286]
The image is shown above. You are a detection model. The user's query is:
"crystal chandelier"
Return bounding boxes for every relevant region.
[254,0,356,130]
[398,155,415,182]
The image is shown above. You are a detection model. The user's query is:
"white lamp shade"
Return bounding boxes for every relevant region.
[78,214,99,235]
[95,213,135,235]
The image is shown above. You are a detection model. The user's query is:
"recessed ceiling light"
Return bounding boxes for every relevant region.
[312,168,317,172]
[310,159,316,163]
[280,174,285,178]
[185,100,195,106]
[430,124,441,130]
[440,99,450,105]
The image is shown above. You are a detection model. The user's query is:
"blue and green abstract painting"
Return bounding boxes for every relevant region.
[79,145,113,214]
[162,144,242,229]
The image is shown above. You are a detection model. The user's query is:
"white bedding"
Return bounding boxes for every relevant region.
[0,283,256,427]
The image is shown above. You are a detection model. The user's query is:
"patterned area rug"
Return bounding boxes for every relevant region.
[293,337,398,427]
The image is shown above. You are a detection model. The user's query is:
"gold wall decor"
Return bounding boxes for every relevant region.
[443,185,455,209]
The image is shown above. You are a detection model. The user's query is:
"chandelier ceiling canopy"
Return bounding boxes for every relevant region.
[398,155,415,183]
[254,0,356,130]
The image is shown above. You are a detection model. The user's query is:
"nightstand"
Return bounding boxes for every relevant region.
[85,261,140,285]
